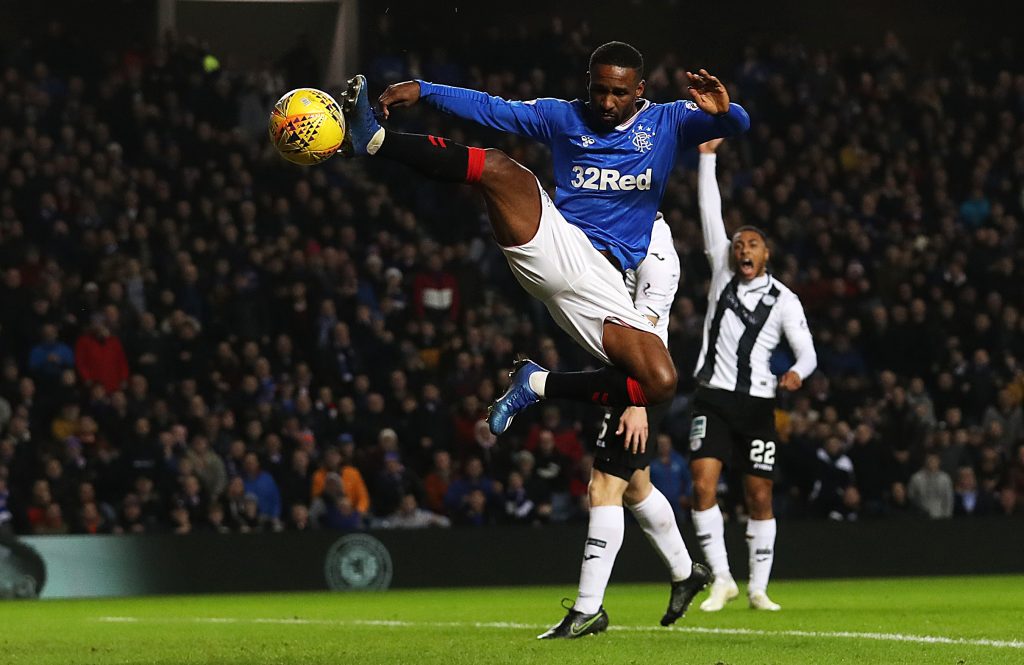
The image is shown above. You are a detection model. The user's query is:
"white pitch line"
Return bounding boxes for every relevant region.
[95,617,1024,650]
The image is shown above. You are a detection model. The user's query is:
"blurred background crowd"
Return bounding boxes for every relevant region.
[0,12,1022,538]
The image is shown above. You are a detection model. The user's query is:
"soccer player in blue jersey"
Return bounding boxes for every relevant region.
[339,41,748,636]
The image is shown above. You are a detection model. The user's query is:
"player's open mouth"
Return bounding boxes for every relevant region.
[741,258,754,269]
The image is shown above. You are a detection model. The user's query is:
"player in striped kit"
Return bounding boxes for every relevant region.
[688,139,817,611]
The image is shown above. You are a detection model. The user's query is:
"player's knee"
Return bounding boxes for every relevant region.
[643,362,677,404]
[622,484,649,506]
[481,148,514,180]
[692,476,718,507]
[588,471,626,506]
[747,488,773,518]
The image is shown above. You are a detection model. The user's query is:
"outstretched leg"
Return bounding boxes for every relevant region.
[343,75,540,247]
[342,76,677,430]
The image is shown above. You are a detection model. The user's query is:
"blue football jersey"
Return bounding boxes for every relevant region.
[417,81,749,270]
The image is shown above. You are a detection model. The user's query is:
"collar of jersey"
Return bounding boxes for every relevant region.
[738,273,772,294]
[613,99,652,131]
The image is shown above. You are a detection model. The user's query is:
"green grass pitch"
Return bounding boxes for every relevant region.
[3,576,1022,664]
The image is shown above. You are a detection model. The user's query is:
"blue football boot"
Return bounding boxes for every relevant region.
[340,74,384,157]
[487,358,545,435]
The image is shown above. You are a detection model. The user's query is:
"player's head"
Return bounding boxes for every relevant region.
[730,225,770,281]
[587,41,645,130]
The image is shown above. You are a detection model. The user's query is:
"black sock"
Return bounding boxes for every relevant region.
[546,366,650,407]
[375,132,486,183]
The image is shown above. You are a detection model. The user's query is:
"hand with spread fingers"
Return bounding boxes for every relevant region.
[617,406,649,454]
[685,68,731,115]
[378,80,422,119]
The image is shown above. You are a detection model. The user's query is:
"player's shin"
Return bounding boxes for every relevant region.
[545,366,651,407]
[746,518,777,594]
[375,132,486,183]
[692,504,732,581]
[629,487,693,581]
[574,505,624,614]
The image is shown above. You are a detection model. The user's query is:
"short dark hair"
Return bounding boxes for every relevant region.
[732,225,768,242]
[589,41,644,78]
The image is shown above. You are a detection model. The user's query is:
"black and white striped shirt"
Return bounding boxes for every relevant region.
[693,154,817,398]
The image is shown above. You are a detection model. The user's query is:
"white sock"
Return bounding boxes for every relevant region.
[628,488,692,582]
[574,505,623,614]
[692,505,732,582]
[528,370,548,397]
[366,127,386,155]
[746,518,777,595]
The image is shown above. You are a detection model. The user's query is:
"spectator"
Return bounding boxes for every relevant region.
[28,324,74,385]
[444,457,498,516]
[241,453,282,523]
[372,452,420,518]
[413,253,460,324]
[114,493,151,534]
[953,467,998,517]
[846,424,888,517]
[423,449,453,515]
[378,493,451,528]
[809,437,859,520]
[1000,445,1024,516]
[185,435,227,499]
[312,443,371,515]
[279,449,314,510]
[204,502,232,534]
[454,488,495,527]
[982,389,1023,454]
[310,474,363,531]
[502,470,541,525]
[908,453,954,519]
[74,314,130,395]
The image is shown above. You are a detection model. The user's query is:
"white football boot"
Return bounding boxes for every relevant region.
[748,590,782,611]
[699,577,739,612]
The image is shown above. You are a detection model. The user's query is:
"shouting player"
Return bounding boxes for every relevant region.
[689,139,817,611]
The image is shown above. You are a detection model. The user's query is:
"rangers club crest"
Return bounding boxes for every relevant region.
[631,123,655,153]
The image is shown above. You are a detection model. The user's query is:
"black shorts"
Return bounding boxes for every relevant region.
[590,402,666,481]
[688,386,779,480]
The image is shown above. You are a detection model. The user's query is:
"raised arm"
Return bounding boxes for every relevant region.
[697,139,730,269]
[778,295,817,391]
[678,69,750,147]
[378,80,556,142]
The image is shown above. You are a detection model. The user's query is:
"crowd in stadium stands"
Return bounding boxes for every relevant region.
[0,18,1023,538]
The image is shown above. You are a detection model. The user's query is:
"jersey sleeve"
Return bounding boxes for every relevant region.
[417,80,563,143]
[697,153,731,272]
[674,101,750,149]
[781,294,817,379]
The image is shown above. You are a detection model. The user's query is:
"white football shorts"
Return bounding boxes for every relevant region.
[500,180,657,365]
[624,212,679,347]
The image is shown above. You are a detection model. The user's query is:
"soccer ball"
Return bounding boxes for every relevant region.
[269,88,346,166]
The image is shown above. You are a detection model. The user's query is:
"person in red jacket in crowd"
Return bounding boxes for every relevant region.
[413,253,460,323]
[74,314,130,395]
